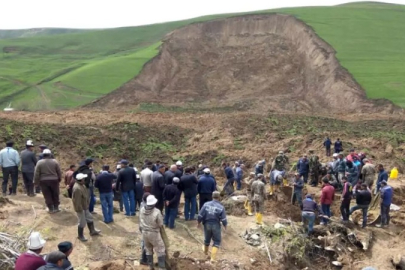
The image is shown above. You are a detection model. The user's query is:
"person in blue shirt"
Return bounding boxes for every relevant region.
[324,137,332,156]
[334,138,343,154]
[0,140,20,196]
[197,168,216,210]
[376,181,393,228]
[376,164,388,193]
[296,155,309,184]
[235,163,243,191]
[198,191,227,263]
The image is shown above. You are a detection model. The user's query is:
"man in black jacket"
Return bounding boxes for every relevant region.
[163,177,181,229]
[349,183,371,228]
[151,165,166,212]
[95,165,117,223]
[179,167,198,220]
[74,158,96,213]
[164,165,177,185]
[116,160,137,216]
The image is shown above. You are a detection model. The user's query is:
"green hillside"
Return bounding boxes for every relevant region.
[0,2,404,110]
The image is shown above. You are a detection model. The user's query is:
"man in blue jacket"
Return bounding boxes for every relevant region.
[95,165,117,224]
[334,138,343,154]
[179,167,198,220]
[197,168,216,210]
[324,137,332,157]
[0,140,20,196]
[292,173,304,207]
[116,160,137,216]
[198,191,227,263]
[296,155,309,184]
[376,181,393,228]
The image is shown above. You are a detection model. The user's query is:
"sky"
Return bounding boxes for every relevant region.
[1,0,405,29]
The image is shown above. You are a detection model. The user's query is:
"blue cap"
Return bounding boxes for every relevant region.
[120,159,129,165]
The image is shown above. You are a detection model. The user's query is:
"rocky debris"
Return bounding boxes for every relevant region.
[0,232,25,270]
[392,255,405,270]
[241,228,262,246]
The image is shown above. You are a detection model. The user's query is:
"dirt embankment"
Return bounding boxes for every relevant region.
[88,14,401,114]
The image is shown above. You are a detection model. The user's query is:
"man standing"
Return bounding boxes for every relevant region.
[141,161,154,192]
[140,195,166,270]
[337,154,346,183]
[334,138,343,154]
[175,160,184,177]
[151,165,166,212]
[349,183,372,228]
[251,174,266,225]
[296,154,309,184]
[376,181,393,228]
[164,165,177,185]
[75,158,95,213]
[95,165,117,223]
[376,164,388,193]
[38,144,50,160]
[72,173,100,241]
[15,232,47,270]
[340,176,352,223]
[309,151,321,187]
[320,179,335,225]
[198,191,227,263]
[361,159,376,189]
[34,149,62,213]
[222,162,235,195]
[0,140,20,196]
[269,169,283,194]
[163,177,181,229]
[116,160,137,216]
[324,137,332,157]
[20,140,37,197]
[235,163,243,191]
[255,160,265,176]
[292,173,304,208]
[179,167,198,221]
[301,194,323,235]
[65,165,76,198]
[197,168,216,210]
[244,172,255,216]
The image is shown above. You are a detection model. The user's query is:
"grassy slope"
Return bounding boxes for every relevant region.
[0,2,404,110]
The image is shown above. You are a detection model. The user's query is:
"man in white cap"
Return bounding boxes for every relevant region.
[34,149,62,213]
[140,194,166,270]
[197,168,217,210]
[175,160,183,177]
[20,140,38,197]
[72,173,100,241]
[15,232,46,270]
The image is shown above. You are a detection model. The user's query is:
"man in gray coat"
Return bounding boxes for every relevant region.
[20,140,37,197]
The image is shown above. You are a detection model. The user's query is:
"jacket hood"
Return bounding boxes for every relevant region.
[143,206,155,215]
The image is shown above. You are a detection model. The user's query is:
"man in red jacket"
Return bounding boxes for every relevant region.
[320,178,335,225]
[15,232,46,270]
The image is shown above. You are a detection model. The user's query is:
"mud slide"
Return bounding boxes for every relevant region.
[89,14,400,114]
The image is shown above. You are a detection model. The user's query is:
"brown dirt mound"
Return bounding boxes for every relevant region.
[88,14,400,114]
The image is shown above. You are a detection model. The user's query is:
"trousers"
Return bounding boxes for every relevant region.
[40,180,60,208]
[22,172,35,195]
[199,193,212,210]
[143,231,166,257]
[77,209,93,228]
[204,222,222,247]
[2,166,18,194]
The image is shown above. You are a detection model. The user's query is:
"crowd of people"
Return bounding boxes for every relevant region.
[1,138,397,269]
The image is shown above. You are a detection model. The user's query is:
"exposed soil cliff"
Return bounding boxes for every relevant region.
[89,14,400,114]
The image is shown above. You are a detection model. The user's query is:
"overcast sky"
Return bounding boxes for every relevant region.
[1,0,404,29]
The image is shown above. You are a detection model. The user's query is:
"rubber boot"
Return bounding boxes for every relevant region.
[158,255,167,270]
[244,199,248,210]
[54,205,60,212]
[146,255,154,270]
[77,226,87,242]
[255,213,259,224]
[140,249,148,265]
[257,213,263,225]
[247,203,253,216]
[283,178,289,187]
[210,247,218,263]
[202,245,209,255]
[269,185,274,195]
[87,222,101,236]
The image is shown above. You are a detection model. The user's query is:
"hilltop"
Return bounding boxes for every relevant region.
[0,2,404,110]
